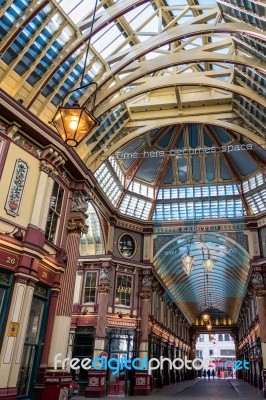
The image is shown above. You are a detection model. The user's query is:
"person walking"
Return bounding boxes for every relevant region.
[203,369,207,380]
[207,369,211,380]
[217,369,221,379]
[212,369,215,379]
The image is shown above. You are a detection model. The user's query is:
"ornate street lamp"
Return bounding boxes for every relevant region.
[51,0,100,147]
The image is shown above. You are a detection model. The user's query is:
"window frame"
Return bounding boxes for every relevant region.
[45,180,65,244]
[83,271,98,305]
[115,273,133,307]
[118,233,137,259]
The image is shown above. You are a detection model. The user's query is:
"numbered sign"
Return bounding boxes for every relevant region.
[0,250,19,270]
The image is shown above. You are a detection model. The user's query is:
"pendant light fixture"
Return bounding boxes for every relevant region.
[202,250,215,273]
[206,323,212,331]
[202,313,210,323]
[181,186,215,275]
[181,252,195,275]
[51,0,100,147]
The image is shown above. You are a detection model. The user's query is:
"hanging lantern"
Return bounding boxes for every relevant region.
[206,324,212,331]
[181,253,195,275]
[51,0,100,148]
[202,252,215,272]
[202,313,210,322]
[51,83,100,147]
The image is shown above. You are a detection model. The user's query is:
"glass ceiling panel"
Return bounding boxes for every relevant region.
[1,0,263,223]
[124,4,155,31]
[57,0,105,25]
[92,23,127,58]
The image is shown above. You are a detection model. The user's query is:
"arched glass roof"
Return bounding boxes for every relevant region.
[153,231,250,323]
[1,0,265,328]
[94,123,266,220]
[0,0,265,223]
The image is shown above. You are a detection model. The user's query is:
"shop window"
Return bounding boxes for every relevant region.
[71,327,94,381]
[83,272,97,303]
[45,181,64,243]
[0,272,12,336]
[17,286,48,397]
[115,274,132,306]
[0,287,5,311]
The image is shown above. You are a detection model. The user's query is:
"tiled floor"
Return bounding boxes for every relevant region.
[72,378,263,399]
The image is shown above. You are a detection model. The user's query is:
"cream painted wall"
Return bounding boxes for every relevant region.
[0,142,40,228]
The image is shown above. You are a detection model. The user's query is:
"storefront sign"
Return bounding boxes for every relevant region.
[77,316,96,326]
[38,266,54,285]
[117,286,131,293]
[8,322,19,337]
[0,250,19,270]
[107,319,137,328]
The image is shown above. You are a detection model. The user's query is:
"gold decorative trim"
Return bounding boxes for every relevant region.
[117,220,143,232]
[140,291,151,300]
[98,284,110,293]
[40,160,58,176]
[67,219,88,234]
[154,223,246,233]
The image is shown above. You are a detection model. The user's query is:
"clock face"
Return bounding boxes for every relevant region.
[118,234,136,258]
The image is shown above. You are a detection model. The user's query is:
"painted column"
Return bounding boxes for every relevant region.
[26,150,65,247]
[250,263,266,396]
[44,210,87,400]
[85,264,111,398]
[0,275,35,400]
[133,286,151,396]
[255,290,266,397]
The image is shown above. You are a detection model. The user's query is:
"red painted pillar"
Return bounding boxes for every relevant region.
[133,287,151,396]
[43,212,87,400]
[256,290,266,397]
[85,265,111,398]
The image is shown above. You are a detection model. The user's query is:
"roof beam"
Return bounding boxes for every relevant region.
[94,52,263,106]
[94,75,266,118]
